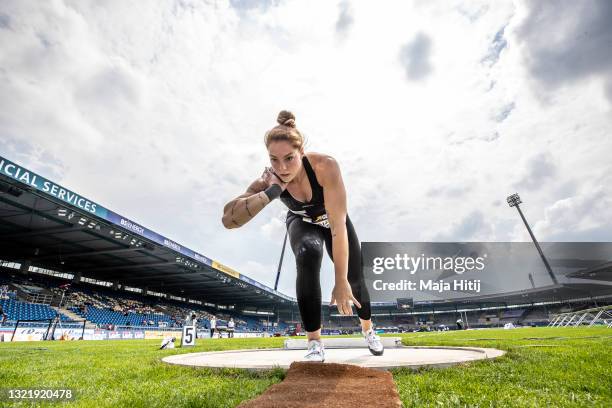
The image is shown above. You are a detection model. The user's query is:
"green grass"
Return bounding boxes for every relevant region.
[392,327,612,407]
[0,327,610,407]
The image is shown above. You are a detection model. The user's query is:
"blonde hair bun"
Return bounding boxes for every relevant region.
[277,110,296,128]
[264,109,305,149]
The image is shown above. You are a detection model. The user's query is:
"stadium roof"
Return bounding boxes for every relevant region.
[412,281,612,310]
[567,261,612,282]
[0,155,295,310]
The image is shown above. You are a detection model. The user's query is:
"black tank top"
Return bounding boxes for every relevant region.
[280,155,330,228]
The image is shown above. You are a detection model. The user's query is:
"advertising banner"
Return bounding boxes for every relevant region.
[144,330,181,340]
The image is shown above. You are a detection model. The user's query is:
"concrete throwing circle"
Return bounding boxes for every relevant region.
[162,346,505,371]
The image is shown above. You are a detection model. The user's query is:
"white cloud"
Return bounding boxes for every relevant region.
[515,0,612,103]
[513,152,556,190]
[260,206,287,240]
[530,186,612,242]
[0,0,610,302]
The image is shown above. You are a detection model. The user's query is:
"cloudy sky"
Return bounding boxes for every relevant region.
[1,0,611,301]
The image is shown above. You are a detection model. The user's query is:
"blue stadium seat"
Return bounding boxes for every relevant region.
[0,298,70,322]
[76,305,173,327]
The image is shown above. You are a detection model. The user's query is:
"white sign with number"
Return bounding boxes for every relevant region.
[181,325,196,347]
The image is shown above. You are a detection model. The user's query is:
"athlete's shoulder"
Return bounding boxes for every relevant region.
[305,152,341,185]
[305,152,338,169]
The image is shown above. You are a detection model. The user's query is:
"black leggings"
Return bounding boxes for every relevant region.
[287,213,371,332]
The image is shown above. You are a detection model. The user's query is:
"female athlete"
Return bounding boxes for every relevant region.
[222,110,383,361]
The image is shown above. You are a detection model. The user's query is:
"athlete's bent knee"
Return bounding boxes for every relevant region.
[295,238,323,265]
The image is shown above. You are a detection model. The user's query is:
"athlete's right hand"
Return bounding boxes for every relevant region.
[261,167,288,191]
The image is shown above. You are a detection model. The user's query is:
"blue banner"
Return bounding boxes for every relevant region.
[0,157,108,218]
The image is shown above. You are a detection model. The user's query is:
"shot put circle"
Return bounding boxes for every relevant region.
[162,345,505,371]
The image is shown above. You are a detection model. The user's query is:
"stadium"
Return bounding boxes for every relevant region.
[1,154,611,406]
[2,1,612,406]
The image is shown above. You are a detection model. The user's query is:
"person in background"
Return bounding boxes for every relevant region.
[0,303,7,325]
[188,313,198,339]
[227,317,235,338]
[185,312,197,326]
[210,316,217,338]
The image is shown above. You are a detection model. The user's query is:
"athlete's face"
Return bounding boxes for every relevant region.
[267,141,303,183]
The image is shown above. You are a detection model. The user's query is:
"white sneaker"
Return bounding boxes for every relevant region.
[304,339,325,362]
[363,329,384,356]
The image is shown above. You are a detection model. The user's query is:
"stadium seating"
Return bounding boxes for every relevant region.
[0,298,71,322]
[522,307,551,323]
[501,309,525,320]
[70,305,173,327]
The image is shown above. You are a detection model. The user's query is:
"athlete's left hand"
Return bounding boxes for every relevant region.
[330,280,361,316]
[261,167,288,191]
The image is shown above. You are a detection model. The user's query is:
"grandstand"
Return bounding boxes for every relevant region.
[1,154,611,342]
[0,297,70,322]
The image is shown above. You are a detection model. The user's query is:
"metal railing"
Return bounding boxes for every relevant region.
[548,305,612,328]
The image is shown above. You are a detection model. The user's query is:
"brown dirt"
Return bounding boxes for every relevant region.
[237,361,402,408]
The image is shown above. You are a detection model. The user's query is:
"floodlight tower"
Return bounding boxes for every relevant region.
[507,193,558,285]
